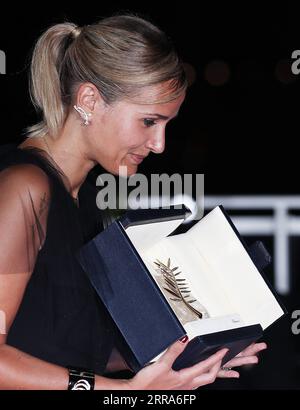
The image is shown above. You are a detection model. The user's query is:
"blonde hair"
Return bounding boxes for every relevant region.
[26,14,187,138]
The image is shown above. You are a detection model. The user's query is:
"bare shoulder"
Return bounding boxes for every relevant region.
[0,163,51,197]
[0,164,52,222]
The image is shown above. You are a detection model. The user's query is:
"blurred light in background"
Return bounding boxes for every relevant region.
[204,60,230,86]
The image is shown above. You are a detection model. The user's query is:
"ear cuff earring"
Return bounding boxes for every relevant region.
[73,105,92,126]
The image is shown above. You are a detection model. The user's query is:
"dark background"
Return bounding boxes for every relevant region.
[0,1,299,389]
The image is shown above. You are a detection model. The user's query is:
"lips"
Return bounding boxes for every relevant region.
[129,153,147,164]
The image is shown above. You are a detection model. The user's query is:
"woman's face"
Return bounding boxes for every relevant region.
[90,86,186,176]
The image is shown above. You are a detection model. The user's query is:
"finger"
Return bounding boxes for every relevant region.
[191,360,222,388]
[179,348,228,379]
[158,336,189,368]
[223,355,259,368]
[236,342,267,357]
[217,369,240,379]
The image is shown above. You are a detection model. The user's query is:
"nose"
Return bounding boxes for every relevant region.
[146,130,165,154]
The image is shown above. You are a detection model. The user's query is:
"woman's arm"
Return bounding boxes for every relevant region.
[0,343,68,390]
[0,342,130,390]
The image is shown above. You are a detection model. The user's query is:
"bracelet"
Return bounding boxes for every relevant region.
[68,367,95,390]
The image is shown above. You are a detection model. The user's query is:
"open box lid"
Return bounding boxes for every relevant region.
[123,206,285,331]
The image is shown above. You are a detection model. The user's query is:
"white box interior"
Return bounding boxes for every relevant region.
[124,206,284,343]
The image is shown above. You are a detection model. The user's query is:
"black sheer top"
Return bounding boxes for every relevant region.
[0,144,118,375]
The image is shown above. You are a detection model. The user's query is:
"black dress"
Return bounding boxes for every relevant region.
[0,144,119,375]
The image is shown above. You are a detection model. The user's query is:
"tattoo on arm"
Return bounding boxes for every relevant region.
[26,190,49,254]
[39,192,49,216]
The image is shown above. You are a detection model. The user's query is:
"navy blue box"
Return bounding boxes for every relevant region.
[77,206,285,373]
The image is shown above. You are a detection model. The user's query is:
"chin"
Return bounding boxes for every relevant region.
[120,160,139,176]
[109,164,138,177]
[121,165,138,177]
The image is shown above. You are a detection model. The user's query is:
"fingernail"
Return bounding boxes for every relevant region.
[179,335,189,344]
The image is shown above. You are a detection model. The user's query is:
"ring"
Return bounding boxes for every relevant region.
[221,366,232,371]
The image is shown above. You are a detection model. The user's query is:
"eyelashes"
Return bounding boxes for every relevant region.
[143,118,157,128]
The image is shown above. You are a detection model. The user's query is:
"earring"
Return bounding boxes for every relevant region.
[73,105,92,126]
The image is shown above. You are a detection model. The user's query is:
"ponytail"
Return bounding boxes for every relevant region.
[27,23,79,138]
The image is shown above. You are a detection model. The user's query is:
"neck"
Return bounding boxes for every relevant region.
[20,118,97,199]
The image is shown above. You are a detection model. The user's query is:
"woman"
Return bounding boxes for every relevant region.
[0,14,266,390]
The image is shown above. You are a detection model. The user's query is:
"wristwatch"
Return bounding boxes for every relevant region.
[68,367,95,390]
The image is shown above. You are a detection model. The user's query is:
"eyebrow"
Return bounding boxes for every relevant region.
[140,113,178,120]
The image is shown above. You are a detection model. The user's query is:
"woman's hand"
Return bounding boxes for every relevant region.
[217,342,267,379]
[125,337,228,390]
